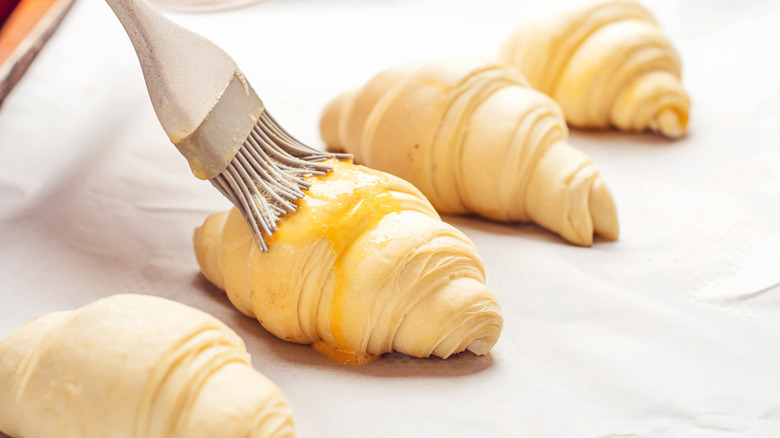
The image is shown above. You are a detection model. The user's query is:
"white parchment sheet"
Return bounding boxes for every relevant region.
[1,0,779,436]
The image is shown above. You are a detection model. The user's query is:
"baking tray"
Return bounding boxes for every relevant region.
[0,0,76,106]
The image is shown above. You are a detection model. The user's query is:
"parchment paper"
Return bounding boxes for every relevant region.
[1,0,779,436]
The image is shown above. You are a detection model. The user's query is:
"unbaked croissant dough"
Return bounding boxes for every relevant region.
[500,0,690,138]
[320,57,618,246]
[0,294,294,438]
[194,159,502,363]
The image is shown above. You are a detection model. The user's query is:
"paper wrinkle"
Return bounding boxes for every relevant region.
[2,0,780,437]
[725,282,780,303]
[694,235,780,302]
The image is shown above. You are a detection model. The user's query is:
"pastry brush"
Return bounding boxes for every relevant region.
[105,0,346,251]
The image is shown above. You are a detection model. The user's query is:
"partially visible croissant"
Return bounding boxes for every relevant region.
[320,57,618,246]
[194,159,502,364]
[0,294,294,438]
[500,0,690,138]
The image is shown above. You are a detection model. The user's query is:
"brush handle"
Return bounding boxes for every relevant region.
[105,0,237,142]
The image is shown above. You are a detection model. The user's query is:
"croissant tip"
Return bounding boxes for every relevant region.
[466,337,496,356]
[589,177,620,242]
[320,89,355,151]
[651,107,688,139]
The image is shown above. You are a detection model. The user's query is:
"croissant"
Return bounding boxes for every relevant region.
[499,0,690,138]
[193,159,502,364]
[0,294,294,438]
[319,57,618,246]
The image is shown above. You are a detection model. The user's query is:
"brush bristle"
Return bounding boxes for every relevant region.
[210,111,349,252]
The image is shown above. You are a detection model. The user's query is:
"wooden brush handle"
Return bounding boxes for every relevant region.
[105,0,238,142]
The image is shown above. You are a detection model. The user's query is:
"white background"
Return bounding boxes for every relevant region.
[1,0,780,436]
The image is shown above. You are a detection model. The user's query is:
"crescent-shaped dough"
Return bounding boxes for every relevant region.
[320,57,618,246]
[194,159,502,364]
[500,0,690,138]
[0,294,294,438]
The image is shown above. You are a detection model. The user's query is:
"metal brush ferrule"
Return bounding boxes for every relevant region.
[173,70,262,180]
